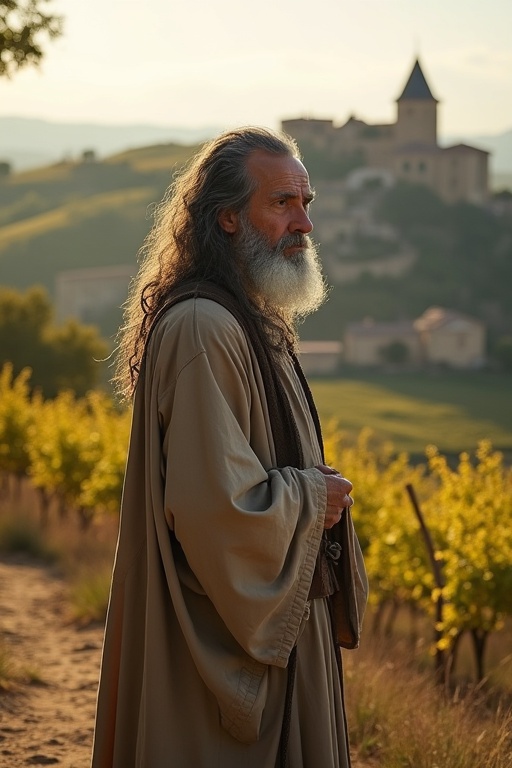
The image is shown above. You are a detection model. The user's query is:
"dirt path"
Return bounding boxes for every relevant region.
[0,558,103,767]
[0,557,372,768]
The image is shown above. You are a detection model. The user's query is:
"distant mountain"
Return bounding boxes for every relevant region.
[0,116,221,171]
[2,116,511,175]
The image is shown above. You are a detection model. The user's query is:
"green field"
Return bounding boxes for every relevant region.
[310,371,512,459]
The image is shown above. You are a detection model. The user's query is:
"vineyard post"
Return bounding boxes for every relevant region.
[405,483,445,681]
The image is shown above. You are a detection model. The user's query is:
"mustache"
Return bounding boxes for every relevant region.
[275,233,311,251]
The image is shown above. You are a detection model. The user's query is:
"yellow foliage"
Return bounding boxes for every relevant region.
[2,362,512,655]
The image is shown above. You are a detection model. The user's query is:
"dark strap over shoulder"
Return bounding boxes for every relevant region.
[144,281,324,470]
[142,280,347,768]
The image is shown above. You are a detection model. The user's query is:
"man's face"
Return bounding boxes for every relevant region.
[243,150,315,251]
[227,151,326,320]
[217,149,326,319]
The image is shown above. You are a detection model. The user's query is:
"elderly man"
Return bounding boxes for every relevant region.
[91,127,366,768]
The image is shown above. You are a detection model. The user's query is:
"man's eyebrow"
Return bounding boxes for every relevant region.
[270,189,316,203]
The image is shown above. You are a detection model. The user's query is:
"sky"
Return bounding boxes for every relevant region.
[1,0,512,138]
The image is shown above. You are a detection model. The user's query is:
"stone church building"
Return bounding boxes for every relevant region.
[282,58,489,205]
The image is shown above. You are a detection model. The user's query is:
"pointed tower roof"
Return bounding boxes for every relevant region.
[397,59,438,102]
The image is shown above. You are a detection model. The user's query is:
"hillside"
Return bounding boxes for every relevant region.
[299,176,512,345]
[0,143,511,346]
[0,144,198,336]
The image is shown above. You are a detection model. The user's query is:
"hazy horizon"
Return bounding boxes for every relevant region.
[1,113,511,139]
[0,0,511,138]
[2,113,512,177]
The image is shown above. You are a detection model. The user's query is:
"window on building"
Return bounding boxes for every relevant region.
[418,161,427,173]
[403,161,410,172]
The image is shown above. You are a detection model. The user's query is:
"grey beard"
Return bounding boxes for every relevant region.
[235,215,328,321]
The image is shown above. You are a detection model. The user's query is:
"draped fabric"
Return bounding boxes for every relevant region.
[91,294,351,768]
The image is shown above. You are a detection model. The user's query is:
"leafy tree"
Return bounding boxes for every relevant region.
[377,181,448,232]
[0,363,34,484]
[0,285,52,377]
[300,142,365,181]
[423,442,512,681]
[28,389,130,526]
[0,364,129,525]
[0,286,108,396]
[44,318,109,396]
[492,336,512,372]
[27,390,101,526]
[79,392,131,516]
[378,340,409,365]
[0,0,62,77]
[325,426,512,683]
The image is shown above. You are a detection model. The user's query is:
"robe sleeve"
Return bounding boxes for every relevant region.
[153,299,327,667]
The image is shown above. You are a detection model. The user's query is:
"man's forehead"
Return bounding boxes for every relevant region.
[246,150,311,191]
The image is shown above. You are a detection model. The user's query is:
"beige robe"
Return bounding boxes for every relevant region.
[91,298,350,768]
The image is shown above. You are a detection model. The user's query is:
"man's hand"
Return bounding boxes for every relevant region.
[315,464,354,529]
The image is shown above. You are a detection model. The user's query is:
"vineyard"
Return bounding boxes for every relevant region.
[1,363,512,685]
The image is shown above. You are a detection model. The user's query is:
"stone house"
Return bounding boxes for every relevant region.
[413,306,486,369]
[343,307,486,369]
[343,319,421,366]
[56,265,133,327]
[298,341,343,376]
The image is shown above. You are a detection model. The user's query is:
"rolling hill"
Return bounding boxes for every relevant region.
[0,141,511,347]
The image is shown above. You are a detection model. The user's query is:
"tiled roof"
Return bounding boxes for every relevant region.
[414,306,482,331]
[443,143,490,155]
[345,319,416,337]
[299,341,343,354]
[393,142,442,155]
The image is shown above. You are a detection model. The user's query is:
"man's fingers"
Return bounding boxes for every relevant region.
[323,473,353,508]
[324,507,342,529]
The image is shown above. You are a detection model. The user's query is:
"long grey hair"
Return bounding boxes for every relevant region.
[115,126,300,399]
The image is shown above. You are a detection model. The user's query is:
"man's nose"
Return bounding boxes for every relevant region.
[290,208,313,235]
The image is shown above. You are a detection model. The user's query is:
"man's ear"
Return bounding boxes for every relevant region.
[218,208,238,234]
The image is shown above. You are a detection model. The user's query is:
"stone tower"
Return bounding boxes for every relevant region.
[395,59,438,147]
[282,55,489,204]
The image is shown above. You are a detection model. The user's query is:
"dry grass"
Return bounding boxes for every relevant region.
[0,638,43,691]
[35,506,116,625]
[344,632,512,767]
[0,639,16,690]
[0,482,116,626]
[0,509,57,562]
[67,566,112,624]
[2,482,512,765]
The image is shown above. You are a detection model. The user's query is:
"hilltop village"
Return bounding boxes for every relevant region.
[2,58,510,373]
[282,58,489,205]
[280,59,492,371]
